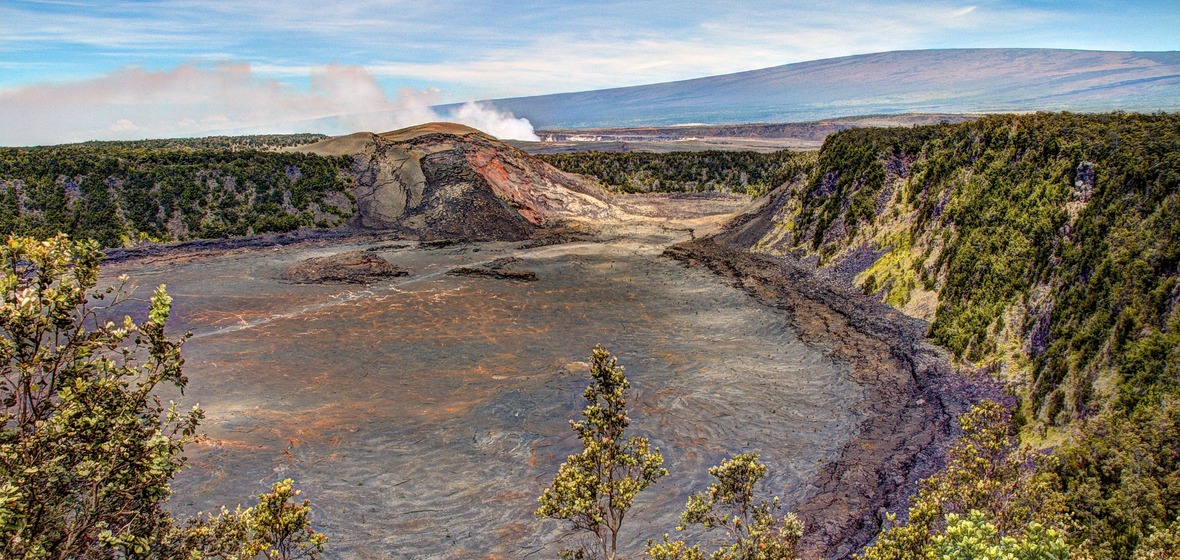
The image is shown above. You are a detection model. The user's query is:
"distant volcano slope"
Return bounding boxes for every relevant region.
[291,122,615,241]
[475,49,1180,128]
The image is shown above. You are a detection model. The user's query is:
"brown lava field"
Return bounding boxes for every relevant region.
[100,197,925,559]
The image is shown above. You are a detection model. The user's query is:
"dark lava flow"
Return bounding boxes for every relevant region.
[105,228,864,559]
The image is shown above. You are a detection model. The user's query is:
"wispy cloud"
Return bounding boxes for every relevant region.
[0,0,1145,95]
[0,63,538,145]
[335,2,1058,97]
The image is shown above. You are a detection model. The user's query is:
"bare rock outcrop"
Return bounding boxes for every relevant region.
[281,250,408,284]
[447,257,538,282]
[289,123,616,241]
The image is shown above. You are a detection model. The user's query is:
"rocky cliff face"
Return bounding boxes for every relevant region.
[718,113,1180,433]
[291,122,615,241]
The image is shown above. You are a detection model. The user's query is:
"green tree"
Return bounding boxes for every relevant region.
[859,401,1069,560]
[0,235,326,558]
[166,478,327,560]
[0,235,197,557]
[933,510,1069,560]
[537,345,668,560]
[645,453,802,560]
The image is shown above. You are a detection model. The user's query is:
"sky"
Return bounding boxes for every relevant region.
[1,0,1178,145]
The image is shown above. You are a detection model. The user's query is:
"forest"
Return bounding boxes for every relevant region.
[538,150,816,197]
[0,143,354,247]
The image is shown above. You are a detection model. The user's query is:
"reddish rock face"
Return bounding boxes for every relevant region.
[457,134,614,226]
[293,123,616,239]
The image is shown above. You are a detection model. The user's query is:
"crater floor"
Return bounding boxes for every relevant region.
[106,213,865,559]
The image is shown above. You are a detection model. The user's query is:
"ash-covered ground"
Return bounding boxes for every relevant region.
[104,202,868,559]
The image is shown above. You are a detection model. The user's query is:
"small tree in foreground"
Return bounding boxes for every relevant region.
[168,478,327,560]
[859,400,1068,560]
[645,453,802,560]
[0,235,325,558]
[537,345,668,559]
[0,235,198,557]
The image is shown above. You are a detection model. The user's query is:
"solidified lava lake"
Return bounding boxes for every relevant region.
[106,228,866,559]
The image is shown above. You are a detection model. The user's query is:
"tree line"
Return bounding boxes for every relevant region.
[74,133,329,151]
[0,144,354,248]
[539,150,816,197]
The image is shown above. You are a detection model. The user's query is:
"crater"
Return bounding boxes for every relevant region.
[108,223,865,559]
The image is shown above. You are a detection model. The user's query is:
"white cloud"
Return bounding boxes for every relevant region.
[0,1,1076,100]
[108,118,145,132]
[0,0,1140,145]
[0,63,539,146]
[325,2,1057,98]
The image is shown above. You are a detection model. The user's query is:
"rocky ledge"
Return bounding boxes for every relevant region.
[281,250,409,284]
[447,257,538,282]
[665,238,1002,559]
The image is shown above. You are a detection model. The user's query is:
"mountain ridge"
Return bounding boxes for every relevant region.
[464,49,1180,129]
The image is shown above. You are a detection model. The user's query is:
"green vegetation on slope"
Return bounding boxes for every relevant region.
[861,401,1072,559]
[538,150,816,197]
[0,144,354,247]
[75,133,330,151]
[751,112,1180,557]
[776,112,1179,426]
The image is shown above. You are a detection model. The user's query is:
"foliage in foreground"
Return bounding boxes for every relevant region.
[167,478,326,560]
[931,510,1069,560]
[860,400,1070,559]
[0,235,325,559]
[645,453,802,560]
[537,345,668,560]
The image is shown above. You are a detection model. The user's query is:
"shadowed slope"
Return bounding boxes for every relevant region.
[474,49,1180,128]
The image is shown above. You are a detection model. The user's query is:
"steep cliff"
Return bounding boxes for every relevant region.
[714,112,1180,557]
[723,113,1179,430]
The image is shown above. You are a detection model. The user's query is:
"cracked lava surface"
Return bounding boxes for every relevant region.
[105,224,865,559]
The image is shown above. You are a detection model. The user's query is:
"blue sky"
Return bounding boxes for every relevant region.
[1,0,1177,144]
